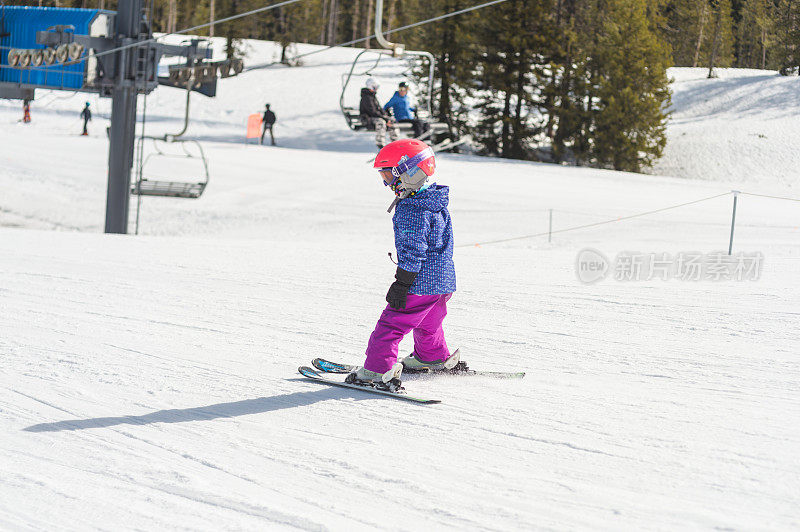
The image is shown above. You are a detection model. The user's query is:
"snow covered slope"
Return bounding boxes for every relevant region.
[654,67,800,186]
[1,40,799,530]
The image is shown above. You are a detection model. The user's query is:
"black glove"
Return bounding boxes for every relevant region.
[386,267,417,309]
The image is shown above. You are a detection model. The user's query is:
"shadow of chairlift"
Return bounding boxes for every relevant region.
[131,136,209,199]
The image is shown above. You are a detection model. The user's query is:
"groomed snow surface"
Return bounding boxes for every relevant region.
[1,40,799,530]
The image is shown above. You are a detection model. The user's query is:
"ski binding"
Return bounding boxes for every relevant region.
[298,366,441,404]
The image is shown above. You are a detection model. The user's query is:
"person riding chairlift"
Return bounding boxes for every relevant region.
[359,77,399,150]
[383,82,429,139]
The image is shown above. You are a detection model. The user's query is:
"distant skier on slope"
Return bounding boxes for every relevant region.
[261,103,276,146]
[80,102,91,136]
[22,99,31,123]
[347,139,458,390]
[359,77,399,150]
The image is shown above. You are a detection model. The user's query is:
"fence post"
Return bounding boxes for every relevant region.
[728,191,740,255]
[548,209,553,243]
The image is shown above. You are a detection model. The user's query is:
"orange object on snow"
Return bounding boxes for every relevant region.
[246,113,262,139]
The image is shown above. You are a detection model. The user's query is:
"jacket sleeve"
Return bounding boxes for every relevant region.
[394,208,431,273]
[384,94,397,112]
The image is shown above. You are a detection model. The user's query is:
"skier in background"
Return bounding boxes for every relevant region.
[359,77,398,150]
[347,139,458,391]
[22,99,31,123]
[80,102,91,136]
[261,103,276,146]
[383,82,429,138]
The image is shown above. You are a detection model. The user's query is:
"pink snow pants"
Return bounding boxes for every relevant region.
[363,293,452,374]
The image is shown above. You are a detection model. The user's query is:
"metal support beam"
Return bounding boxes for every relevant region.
[105,82,138,233]
[104,0,143,234]
[728,191,740,255]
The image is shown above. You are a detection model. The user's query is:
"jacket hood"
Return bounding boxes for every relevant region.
[361,87,376,97]
[401,184,449,213]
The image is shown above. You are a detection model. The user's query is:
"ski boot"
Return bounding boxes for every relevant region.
[345,362,404,393]
[401,348,461,374]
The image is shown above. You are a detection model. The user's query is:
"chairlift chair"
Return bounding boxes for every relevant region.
[132,83,210,199]
[339,50,448,140]
[340,51,403,132]
[339,0,451,145]
[131,136,210,199]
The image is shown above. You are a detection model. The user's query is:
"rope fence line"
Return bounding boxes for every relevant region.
[461,188,800,251]
[738,191,800,203]
[459,192,734,248]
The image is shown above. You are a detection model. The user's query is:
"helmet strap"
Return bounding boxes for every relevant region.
[387,196,401,213]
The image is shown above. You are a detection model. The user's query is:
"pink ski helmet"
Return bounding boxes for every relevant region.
[374,138,435,177]
[374,139,436,212]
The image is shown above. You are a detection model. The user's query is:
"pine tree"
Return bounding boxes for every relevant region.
[706,0,735,76]
[274,1,324,63]
[663,0,709,66]
[402,0,480,135]
[774,0,800,73]
[735,0,773,68]
[548,0,598,164]
[470,0,556,159]
[589,0,672,172]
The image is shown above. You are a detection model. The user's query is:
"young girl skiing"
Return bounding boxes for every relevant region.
[347,139,459,391]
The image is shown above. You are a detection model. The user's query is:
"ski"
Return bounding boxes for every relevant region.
[298,366,441,404]
[311,358,525,379]
[312,358,358,373]
[432,135,471,153]
[367,135,469,163]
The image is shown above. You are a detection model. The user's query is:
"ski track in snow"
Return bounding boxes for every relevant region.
[1,40,800,530]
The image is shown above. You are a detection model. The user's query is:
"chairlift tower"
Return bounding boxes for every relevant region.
[105,0,144,233]
[1,1,242,234]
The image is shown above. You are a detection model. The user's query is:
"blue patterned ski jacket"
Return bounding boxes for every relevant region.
[393,184,456,295]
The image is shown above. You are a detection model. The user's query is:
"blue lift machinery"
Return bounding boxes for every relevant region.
[0,3,243,233]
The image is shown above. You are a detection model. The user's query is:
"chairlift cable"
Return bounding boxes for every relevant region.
[5,0,507,78]
[134,84,149,235]
[2,0,306,72]
[244,0,510,72]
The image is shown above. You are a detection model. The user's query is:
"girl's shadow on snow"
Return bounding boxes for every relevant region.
[23,384,367,433]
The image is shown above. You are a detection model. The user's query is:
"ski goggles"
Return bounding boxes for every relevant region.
[379,167,400,187]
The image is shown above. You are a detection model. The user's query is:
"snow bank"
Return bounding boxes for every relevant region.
[653,67,800,187]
